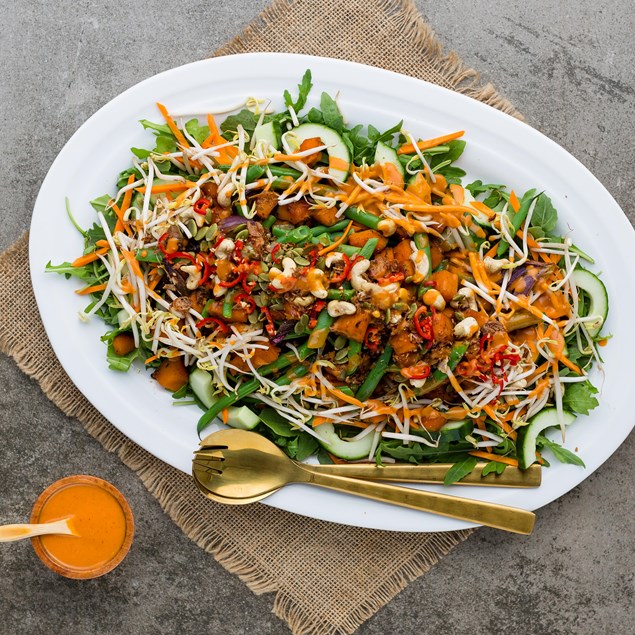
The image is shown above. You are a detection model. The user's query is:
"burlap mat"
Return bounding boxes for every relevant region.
[0,1,522,633]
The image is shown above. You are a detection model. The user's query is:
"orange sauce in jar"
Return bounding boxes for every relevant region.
[31,475,133,579]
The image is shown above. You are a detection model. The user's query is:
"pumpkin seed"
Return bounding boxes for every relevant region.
[205,224,218,241]
[294,255,311,266]
[259,262,269,273]
[294,321,306,335]
[195,227,208,241]
[186,219,198,236]
[248,312,259,324]
[335,347,349,363]
[333,335,347,350]
[235,228,249,241]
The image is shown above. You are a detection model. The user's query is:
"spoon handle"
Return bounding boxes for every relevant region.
[304,462,541,487]
[0,519,74,543]
[298,467,535,534]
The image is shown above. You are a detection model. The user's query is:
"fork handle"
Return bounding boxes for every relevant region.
[296,466,535,534]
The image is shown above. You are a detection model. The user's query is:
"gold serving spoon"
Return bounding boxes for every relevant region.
[0,518,75,543]
[192,429,535,534]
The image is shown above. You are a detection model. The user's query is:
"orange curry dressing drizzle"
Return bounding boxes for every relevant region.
[38,484,127,569]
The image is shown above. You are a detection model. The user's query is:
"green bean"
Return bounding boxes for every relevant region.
[336,244,361,257]
[344,207,381,230]
[262,215,277,229]
[326,289,355,300]
[201,299,215,318]
[431,342,469,382]
[275,363,310,386]
[197,380,259,434]
[307,309,334,349]
[346,340,363,376]
[355,345,393,401]
[222,290,235,319]
[277,225,312,244]
[413,232,432,297]
[196,349,313,434]
[135,248,163,263]
[310,219,350,236]
[496,189,538,257]
[272,225,292,238]
[261,342,313,374]
[217,164,303,181]
[358,238,379,260]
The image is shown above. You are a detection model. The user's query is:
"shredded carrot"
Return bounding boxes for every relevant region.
[120,280,135,294]
[318,221,354,256]
[156,102,190,149]
[556,352,583,376]
[121,249,144,280]
[326,385,365,409]
[71,246,109,268]
[75,282,108,295]
[397,130,465,155]
[222,408,229,424]
[509,190,520,213]
[468,451,519,467]
[202,114,220,148]
[136,182,197,195]
[115,174,136,236]
[144,354,159,365]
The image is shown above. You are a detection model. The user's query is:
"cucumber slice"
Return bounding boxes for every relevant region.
[570,269,608,337]
[317,423,374,460]
[439,419,473,442]
[374,141,404,178]
[253,121,280,150]
[225,406,260,430]
[289,123,351,181]
[190,368,216,408]
[189,368,259,430]
[516,407,576,469]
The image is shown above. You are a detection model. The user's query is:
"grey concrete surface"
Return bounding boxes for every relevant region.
[1,1,634,633]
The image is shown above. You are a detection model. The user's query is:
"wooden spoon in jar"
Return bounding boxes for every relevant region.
[0,518,75,543]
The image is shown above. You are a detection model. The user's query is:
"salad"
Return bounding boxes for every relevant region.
[48,71,608,483]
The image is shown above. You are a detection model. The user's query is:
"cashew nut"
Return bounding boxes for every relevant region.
[217,182,236,208]
[450,287,478,311]
[423,288,446,311]
[179,206,206,228]
[269,257,297,291]
[454,317,479,339]
[377,219,396,237]
[293,295,314,307]
[215,238,235,259]
[306,268,328,299]
[327,300,357,317]
[483,256,510,274]
[350,259,400,305]
[181,264,202,291]
[409,240,430,283]
[212,277,227,297]
[324,252,345,268]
